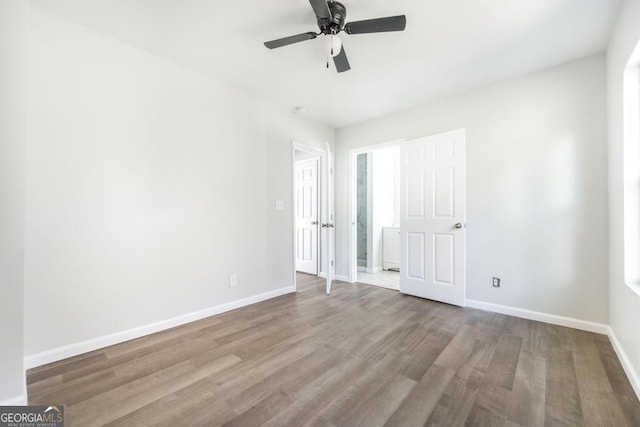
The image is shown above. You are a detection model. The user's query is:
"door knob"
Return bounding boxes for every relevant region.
[454,223,463,229]
[311,221,318,225]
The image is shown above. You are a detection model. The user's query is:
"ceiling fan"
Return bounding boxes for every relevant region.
[264,0,406,73]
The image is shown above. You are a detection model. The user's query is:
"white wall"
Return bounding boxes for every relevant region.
[607,0,640,394]
[336,54,608,323]
[0,0,27,403]
[25,7,334,357]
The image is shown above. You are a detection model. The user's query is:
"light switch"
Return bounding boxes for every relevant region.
[275,200,284,210]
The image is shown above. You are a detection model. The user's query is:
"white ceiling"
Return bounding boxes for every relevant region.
[32,0,621,128]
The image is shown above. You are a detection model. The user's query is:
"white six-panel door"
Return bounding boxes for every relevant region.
[400,129,466,306]
[296,158,319,275]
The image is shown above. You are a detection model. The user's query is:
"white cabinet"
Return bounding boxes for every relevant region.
[382,227,400,271]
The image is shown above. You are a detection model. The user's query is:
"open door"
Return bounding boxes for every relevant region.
[324,143,335,294]
[400,129,466,306]
[295,158,319,275]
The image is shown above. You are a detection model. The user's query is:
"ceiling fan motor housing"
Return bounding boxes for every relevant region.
[318,1,347,34]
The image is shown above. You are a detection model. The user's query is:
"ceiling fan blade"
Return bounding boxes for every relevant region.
[309,0,332,20]
[344,15,406,34]
[264,32,318,49]
[333,46,351,73]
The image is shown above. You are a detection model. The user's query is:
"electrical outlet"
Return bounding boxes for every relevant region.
[229,274,237,288]
[492,277,501,288]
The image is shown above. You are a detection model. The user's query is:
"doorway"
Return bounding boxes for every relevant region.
[292,142,335,294]
[353,144,402,290]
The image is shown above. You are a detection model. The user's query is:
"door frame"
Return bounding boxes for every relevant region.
[347,139,405,284]
[292,142,327,292]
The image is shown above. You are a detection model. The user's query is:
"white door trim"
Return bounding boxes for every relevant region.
[348,139,405,284]
[292,142,327,292]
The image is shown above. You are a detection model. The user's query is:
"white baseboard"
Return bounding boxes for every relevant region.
[608,327,640,401]
[24,286,295,370]
[357,266,366,272]
[465,299,609,335]
[0,393,28,406]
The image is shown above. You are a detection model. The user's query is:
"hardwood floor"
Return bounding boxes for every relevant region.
[27,274,640,426]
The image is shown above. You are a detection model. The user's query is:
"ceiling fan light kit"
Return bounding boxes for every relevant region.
[264,0,406,73]
[327,35,342,58]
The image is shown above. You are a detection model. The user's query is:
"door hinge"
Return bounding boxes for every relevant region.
[331,260,334,267]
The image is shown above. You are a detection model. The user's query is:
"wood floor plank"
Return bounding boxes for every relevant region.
[342,374,416,427]
[26,274,640,426]
[29,369,118,407]
[27,352,108,385]
[66,361,194,427]
[363,321,421,364]
[68,354,241,426]
[466,383,511,426]
[101,314,224,359]
[222,390,293,427]
[615,394,640,427]
[303,416,338,427]
[383,363,455,427]
[433,324,479,372]
[260,356,370,427]
[455,339,496,390]
[571,332,630,426]
[595,335,639,399]
[212,335,323,392]
[520,319,547,358]
[225,345,339,414]
[425,375,477,426]
[484,334,523,390]
[397,327,454,381]
[25,374,63,397]
[322,365,399,426]
[506,351,546,426]
[105,378,236,427]
[545,349,584,425]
